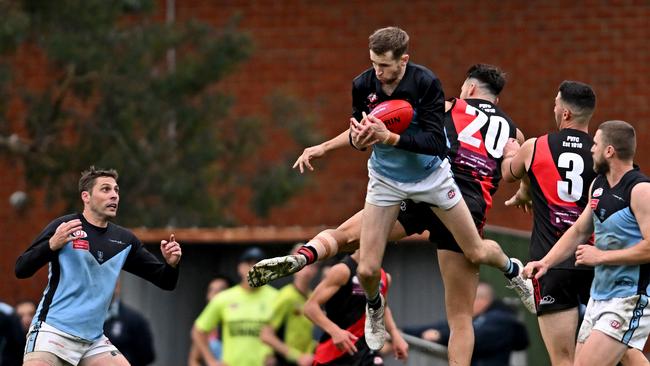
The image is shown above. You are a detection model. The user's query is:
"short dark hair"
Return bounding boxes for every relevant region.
[368,27,409,60]
[78,166,119,193]
[466,64,507,96]
[558,81,596,120]
[598,120,636,160]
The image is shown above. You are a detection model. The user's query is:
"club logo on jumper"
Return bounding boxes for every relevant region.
[366,93,379,110]
[400,201,407,211]
[97,251,104,263]
[610,320,621,329]
[352,275,386,295]
[72,239,90,250]
[592,188,603,198]
[599,208,607,220]
[111,322,123,337]
[73,229,88,238]
[351,275,365,295]
[447,189,456,199]
[539,295,555,305]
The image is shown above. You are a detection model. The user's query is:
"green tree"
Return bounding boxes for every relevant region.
[0,0,319,227]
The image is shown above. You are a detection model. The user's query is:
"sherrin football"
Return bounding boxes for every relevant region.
[369,99,413,134]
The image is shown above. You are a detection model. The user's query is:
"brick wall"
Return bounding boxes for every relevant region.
[2,0,649,303]
[179,0,650,230]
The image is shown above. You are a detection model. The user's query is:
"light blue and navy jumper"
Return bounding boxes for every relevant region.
[351,62,447,183]
[590,168,650,342]
[15,213,178,346]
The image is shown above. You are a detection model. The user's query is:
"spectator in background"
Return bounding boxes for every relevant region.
[192,247,278,366]
[405,282,528,366]
[15,300,36,335]
[0,301,24,366]
[261,245,320,365]
[188,275,234,366]
[304,250,408,365]
[104,280,156,366]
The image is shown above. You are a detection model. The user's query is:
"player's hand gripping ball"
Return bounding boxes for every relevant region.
[368,99,414,134]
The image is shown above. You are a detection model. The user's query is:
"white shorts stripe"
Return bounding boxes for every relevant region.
[622,295,648,344]
[578,294,650,350]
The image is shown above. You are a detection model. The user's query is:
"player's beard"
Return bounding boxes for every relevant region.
[90,201,117,221]
[594,159,609,175]
[380,65,404,85]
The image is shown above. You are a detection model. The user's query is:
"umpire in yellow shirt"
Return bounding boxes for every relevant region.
[192,247,278,366]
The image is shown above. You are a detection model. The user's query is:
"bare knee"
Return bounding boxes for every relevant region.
[447,314,473,331]
[548,346,574,365]
[463,238,502,265]
[356,263,380,282]
[463,247,487,265]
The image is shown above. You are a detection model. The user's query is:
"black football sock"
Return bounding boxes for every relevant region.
[367,292,382,310]
[503,259,519,280]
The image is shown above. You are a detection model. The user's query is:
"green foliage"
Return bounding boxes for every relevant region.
[0,0,319,227]
[250,92,322,217]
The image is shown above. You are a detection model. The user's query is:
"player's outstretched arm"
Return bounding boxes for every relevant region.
[576,182,650,266]
[502,138,535,183]
[293,130,353,173]
[123,234,180,290]
[505,180,533,214]
[304,263,359,356]
[524,187,595,279]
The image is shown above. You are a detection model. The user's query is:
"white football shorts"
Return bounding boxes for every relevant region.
[577,294,650,350]
[365,158,461,209]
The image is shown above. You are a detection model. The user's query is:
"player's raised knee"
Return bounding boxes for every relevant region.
[356,263,381,281]
[462,246,487,265]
